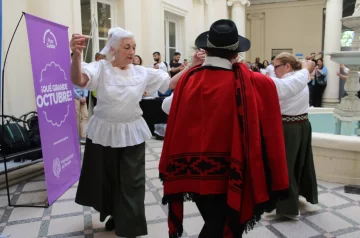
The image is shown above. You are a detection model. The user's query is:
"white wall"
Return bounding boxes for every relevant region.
[122,0,143,59]
[213,0,229,20]
[246,0,325,62]
[2,0,81,117]
[3,0,36,118]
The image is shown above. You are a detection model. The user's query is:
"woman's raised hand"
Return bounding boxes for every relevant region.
[70,34,87,57]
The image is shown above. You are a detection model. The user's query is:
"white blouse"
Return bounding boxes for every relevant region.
[81,60,170,148]
[279,71,309,116]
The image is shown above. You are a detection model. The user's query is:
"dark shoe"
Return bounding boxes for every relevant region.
[105,217,115,231]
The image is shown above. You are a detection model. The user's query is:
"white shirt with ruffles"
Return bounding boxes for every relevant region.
[81,60,170,148]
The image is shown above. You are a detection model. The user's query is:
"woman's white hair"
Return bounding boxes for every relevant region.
[100,27,134,61]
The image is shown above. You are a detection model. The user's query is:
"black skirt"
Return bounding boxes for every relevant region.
[75,138,147,237]
[277,115,318,215]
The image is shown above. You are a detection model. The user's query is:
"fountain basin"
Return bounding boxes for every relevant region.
[309,108,360,185]
[342,15,360,30]
[328,51,360,65]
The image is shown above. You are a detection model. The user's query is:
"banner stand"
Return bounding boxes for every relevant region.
[1,12,48,208]
[2,12,82,208]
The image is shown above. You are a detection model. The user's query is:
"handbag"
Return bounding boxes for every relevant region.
[21,111,43,161]
[0,115,31,162]
[315,74,327,87]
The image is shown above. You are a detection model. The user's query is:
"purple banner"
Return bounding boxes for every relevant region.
[24,13,81,205]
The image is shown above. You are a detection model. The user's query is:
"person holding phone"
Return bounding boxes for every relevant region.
[312,58,327,107]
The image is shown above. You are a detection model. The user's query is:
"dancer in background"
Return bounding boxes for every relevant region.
[273,52,318,220]
[70,27,170,238]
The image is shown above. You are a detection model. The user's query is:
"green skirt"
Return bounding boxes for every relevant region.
[277,118,318,215]
[75,139,147,237]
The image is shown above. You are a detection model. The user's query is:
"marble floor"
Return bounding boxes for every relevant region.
[0,139,359,238]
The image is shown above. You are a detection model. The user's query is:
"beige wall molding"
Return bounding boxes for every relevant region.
[227,0,251,7]
[162,1,189,17]
[247,0,325,12]
[247,12,265,20]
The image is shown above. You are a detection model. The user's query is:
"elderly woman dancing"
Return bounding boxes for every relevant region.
[70,27,170,237]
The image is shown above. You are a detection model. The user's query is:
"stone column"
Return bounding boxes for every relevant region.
[227,0,250,61]
[227,0,250,36]
[322,0,344,108]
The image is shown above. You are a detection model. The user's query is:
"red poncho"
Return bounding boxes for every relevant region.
[159,63,289,237]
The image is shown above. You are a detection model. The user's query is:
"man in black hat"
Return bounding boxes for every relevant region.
[159,19,315,238]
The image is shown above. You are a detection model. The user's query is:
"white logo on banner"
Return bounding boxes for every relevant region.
[37,61,72,127]
[52,154,74,178]
[53,158,62,178]
[43,29,57,49]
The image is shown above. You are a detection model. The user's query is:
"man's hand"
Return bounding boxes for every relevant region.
[302,60,316,73]
[190,49,206,68]
[80,97,86,104]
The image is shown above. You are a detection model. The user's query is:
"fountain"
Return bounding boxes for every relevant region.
[327,0,360,194]
[330,0,360,136]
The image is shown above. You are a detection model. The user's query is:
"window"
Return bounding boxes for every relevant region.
[341,30,354,47]
[164,11,182,62]
[81,0,115,62]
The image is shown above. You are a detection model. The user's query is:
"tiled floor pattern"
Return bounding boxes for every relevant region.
[0,139,359,237]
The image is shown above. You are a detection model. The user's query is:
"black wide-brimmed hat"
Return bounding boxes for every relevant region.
[195,19,250,52]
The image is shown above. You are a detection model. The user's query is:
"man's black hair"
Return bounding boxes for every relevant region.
[153,52,161,56]
[174,52,181,56]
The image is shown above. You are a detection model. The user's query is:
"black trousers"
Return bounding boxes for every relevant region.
[308,84,313,106]
[312,85,326,107]
[194,195,228,238]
